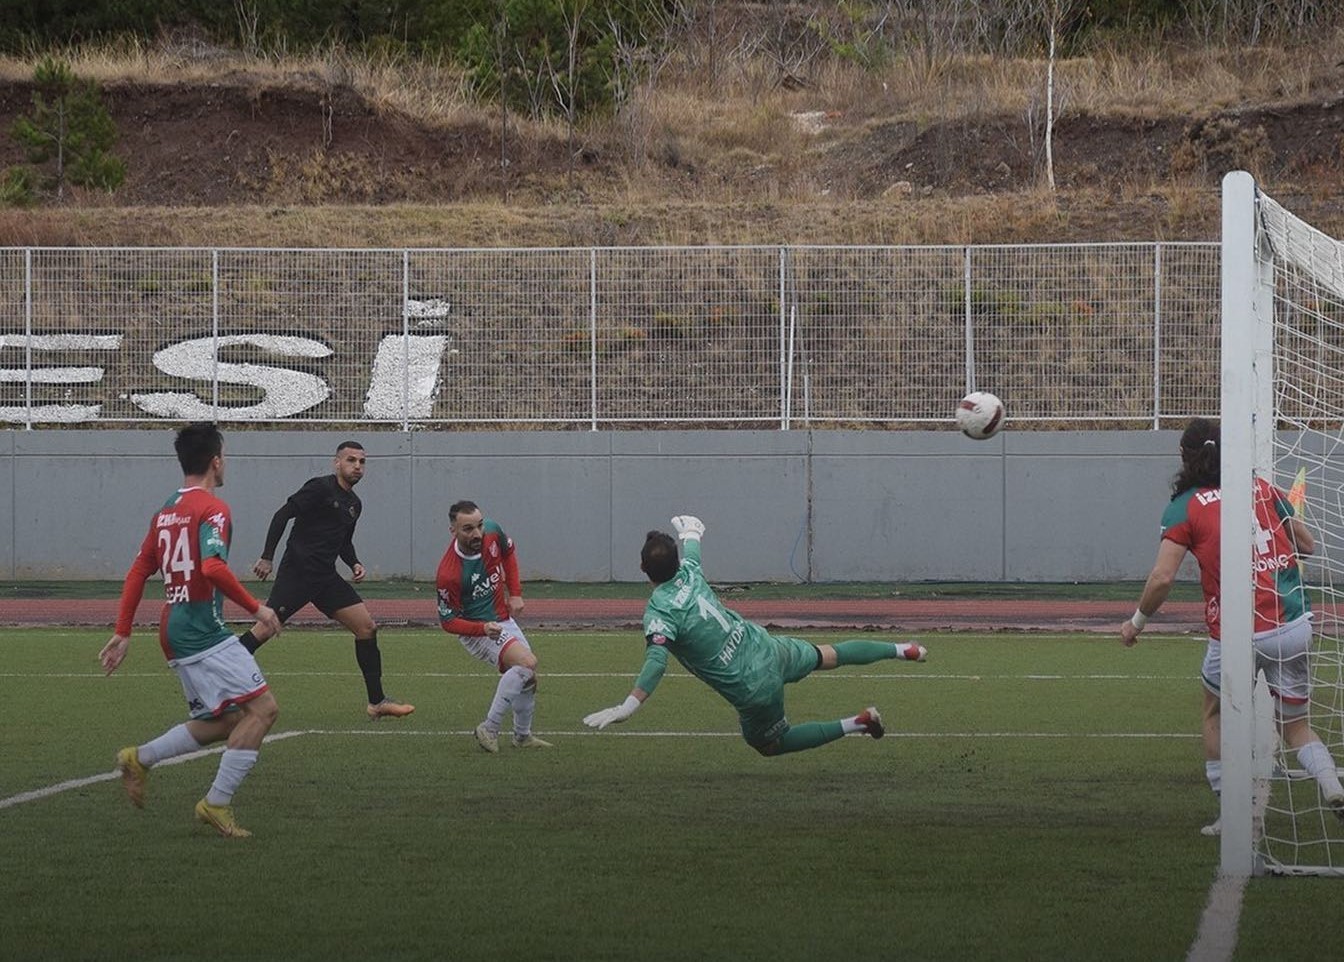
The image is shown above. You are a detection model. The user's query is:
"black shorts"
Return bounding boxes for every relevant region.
[265,566,363,623]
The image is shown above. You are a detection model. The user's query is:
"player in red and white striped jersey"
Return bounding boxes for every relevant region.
[1121,418,1344,834]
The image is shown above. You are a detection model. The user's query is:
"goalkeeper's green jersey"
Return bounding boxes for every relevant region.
[639,539,780,709]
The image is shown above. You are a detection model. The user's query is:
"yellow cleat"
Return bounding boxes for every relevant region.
[194,798,252,839]
[512,734,553,749]
[367,698,416,721]
[115,746,148,809]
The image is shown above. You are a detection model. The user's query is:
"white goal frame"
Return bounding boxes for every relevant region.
[1220,170,1344,878]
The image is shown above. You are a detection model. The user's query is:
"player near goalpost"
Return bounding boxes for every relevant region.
[583,515,928,755]
[436,500,551,753]
[1120,418,1344,834]
[100,422,283,839]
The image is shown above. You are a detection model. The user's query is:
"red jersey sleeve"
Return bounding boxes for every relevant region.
[114,526,160,636]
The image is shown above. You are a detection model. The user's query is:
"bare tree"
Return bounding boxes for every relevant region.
[548,0,592,188]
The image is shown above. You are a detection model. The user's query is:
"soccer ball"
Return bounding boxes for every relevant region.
[955,391,1005,440]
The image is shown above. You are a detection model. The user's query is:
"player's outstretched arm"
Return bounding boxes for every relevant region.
[583,690,648,730]
[584,642,667,730]
[1121,539,1185,647]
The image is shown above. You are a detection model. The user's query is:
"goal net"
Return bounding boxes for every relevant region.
[1221,171,1344,877]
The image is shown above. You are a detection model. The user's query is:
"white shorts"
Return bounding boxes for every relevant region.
[169,637,270,720]
[459,618,532,673]
[1201,614,1313,718]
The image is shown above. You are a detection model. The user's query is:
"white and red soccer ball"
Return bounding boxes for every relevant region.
[955,391,1005,440]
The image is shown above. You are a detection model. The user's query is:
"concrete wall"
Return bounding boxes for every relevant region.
[0,428,1193,582]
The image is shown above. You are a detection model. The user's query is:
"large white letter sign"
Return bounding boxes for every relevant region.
[0,333,123,422]
[363,334,448,419]
[131,334,332,420]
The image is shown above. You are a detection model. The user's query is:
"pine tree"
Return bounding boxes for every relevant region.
[11,57,126,201]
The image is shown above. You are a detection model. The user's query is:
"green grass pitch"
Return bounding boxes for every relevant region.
[1,627,1336,960]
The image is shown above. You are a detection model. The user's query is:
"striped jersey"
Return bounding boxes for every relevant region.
[130,487,237,659]
[436,519,516,627]
[1160,476,1308,639]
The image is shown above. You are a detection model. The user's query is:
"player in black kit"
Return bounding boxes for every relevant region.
[239,441,414,721]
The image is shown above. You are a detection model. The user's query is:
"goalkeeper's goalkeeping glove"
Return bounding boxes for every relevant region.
[670,515,705,542]
[583,695,642,730]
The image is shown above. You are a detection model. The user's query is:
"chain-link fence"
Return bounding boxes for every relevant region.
[0,242,1219,429]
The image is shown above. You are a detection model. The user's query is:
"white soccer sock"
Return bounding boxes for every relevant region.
[512,669,538,736]
[485,666,529,731]
[1205,760,1221,796]
[205,748,258,806]
[138,724,203,767]
[840,715,864,734]
[1297,741,1344,797]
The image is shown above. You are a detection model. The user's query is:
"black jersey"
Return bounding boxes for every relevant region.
[263,475,361,575]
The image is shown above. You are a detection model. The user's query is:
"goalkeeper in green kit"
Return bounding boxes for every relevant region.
[583,516,927,755]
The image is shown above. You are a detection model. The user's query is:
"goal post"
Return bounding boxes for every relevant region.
[1220,170,1344,877]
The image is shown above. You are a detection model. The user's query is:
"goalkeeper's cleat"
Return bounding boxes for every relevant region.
[115,746,148,809]
[899,643,928,662]
[194,798,252,839]
[1325,789,1344,823]
[512,733,553,749]
[474,724,500,754]
[367,698,416,721]
[856,706,885,740]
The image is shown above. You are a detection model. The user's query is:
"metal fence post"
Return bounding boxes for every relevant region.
[590,248,598,431]
[779,246,788,429]
[211,249,220,421]
[1153,243,1162,429]
[963,246,975,393]
[23,248,32,431]
[402,250,411,432]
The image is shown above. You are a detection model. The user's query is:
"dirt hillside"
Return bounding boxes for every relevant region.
[0,76,1341,246]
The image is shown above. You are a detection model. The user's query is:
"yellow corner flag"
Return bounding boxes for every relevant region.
[1287,465,1307,515]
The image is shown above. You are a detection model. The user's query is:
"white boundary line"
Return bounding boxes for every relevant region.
[1186,873,1246,962]
[0,730,308,810]
[0,727,1198,811]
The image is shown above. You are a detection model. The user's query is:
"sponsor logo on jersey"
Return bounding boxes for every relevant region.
[1252,553,1295,573]
[156,512,190,528]
[165,584,190,604]
[647,617,670,635]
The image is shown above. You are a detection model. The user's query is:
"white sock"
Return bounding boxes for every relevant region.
[485,666,529,731]
[1206,760,1221,796]
[511,669,537,736]
[841,715,864,734]
[1297,741,1344,797]
[206,748,258,806]
[139,724,202,767]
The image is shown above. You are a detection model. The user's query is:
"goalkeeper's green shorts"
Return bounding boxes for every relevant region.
[736,635,820,747]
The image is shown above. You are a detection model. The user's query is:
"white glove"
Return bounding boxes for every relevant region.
[670,515,705,542]
[583,695,642,730]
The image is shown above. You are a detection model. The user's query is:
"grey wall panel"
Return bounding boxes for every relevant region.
[4,428,1227,583]
[611,431,809,581]
[1,431,13,578]
[1003,432,1177,581]
[410,432,613,582]
[812,432,1006,580]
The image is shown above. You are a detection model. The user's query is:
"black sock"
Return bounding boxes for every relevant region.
[239,630,263,654]
[355,634,384,704]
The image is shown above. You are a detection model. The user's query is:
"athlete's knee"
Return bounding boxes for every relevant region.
[753,740,781,757]
[508,664,537,691]
[251,693,280,727]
